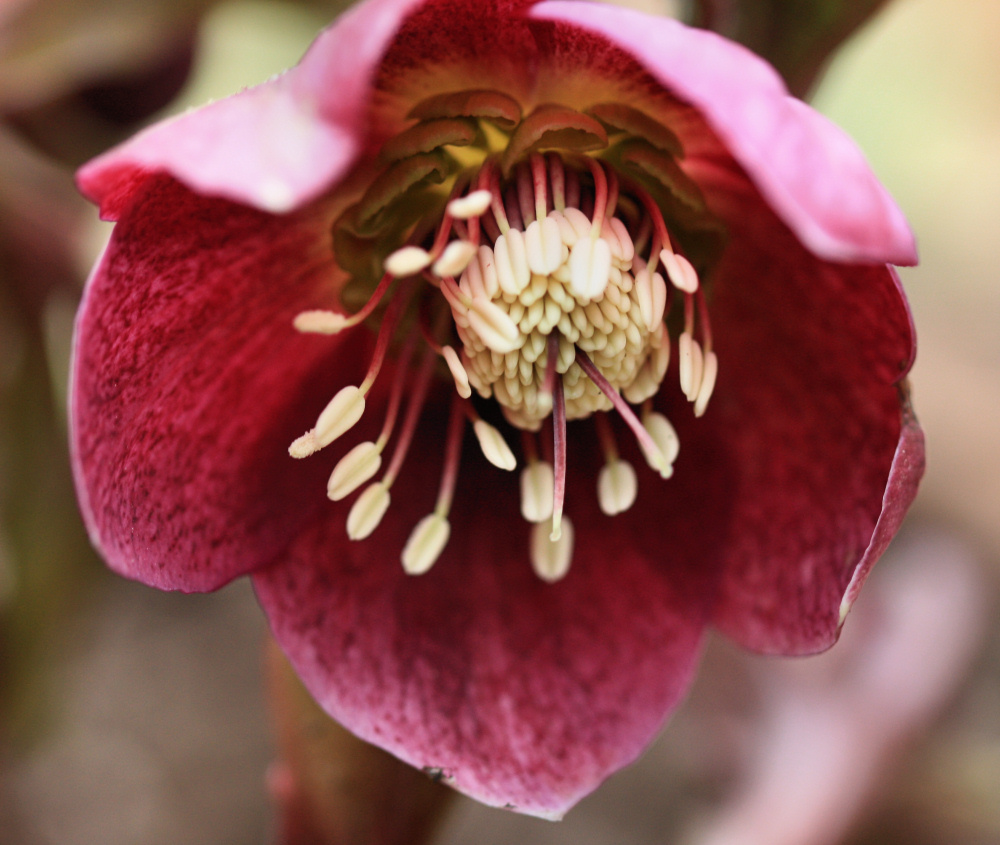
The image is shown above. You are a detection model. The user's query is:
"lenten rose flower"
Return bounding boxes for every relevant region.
[70,0,924,818]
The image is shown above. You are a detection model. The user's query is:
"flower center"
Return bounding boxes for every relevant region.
[288,95,723,581]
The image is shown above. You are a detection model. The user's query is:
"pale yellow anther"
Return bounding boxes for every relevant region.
[315,385,366,448]
[346,481,390,540]
[384,245,432,278]
[447,189,493,219]
[568,236,612,300]
[560,207,591,241]
[467,297,522,353]
[693,349,717,417]
[634,267,668,333]
[597,459,638,516]
[531,516,574,583]
[433,240,477,278]
[472,420,517,470]
[494,230,530,295]
[477,245,499,299]
[661,250,699,293]
[327,441,382,501]
[678,331,694,399]
[442,345,472,398]
[642,411,680,469]
[687,337,704,402]
[293,310,350,335]
[520,461,555,522]
[402,513,451,575]
[288,430,320,459]
[524,216,564,275]
[608,217,635,262]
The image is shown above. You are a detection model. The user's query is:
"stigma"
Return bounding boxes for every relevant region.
[288,96,719,582]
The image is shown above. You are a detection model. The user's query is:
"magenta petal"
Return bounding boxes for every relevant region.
[70,177,355,591]
[253,412,722,817]
[531,1,917,266]
[76,0,425,219]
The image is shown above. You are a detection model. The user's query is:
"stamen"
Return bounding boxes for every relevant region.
[516,164,536,226]
[548,152,566,211]
[294,271,394,335]
[550,377,567,542]
[433,240,477,278]
[441,345,472,398]
[327,441,382,501]
[640,406,679,474]
[382,349,437,488]
[594,413,637,516]
[575,350,672,478]
[467,297,522,353]
[401,396,465,574]
[597,459,638,516]
[470,416,517,471]
[530,153,548,223]
[634,265,668,333]
[447,189,493,220]
[385,246,433,278]
[660,250,699,293]
[693,349,717,417]
[520,459,555,522]
[525,215,564,276]
[313,385,366,449]
[494,229,531,296]
[346,481,391,539]
[531,516,573,583]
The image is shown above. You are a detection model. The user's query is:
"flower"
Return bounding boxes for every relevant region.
[71,0,923,818]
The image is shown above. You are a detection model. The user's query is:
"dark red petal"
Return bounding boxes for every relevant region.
[70,176,353,591]
[253,404,727,817]
[690,165,922,654]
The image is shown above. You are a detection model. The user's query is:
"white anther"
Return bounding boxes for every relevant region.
[520,461,555,522]
[288,430,320,459]
[402,513,450,575]
[327,441,382,501]
[293,310,350,335]
[531,516,574,583]
[447,189,493,219]
[346,481,390,539]
[678,332,694,399]
[468,298,522,354]
[433,240,477,278]
[642,411,680,469]
[687,337,704,402]
[477,245,499,299]
[634,268,668,333]
[442,345,472,398]
[494,230,530,295]
[661,250,699,293]
[524,216,564,276]
[694,350,717,417]
[384,245,432,278]
[608,217,635,262]
[561,207,592,241]
[472,420,517,471]
[568,237,612,300]
[597,459,638,516]
[315,385,366,448]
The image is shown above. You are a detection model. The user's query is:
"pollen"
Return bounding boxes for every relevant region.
[293,98,722,582]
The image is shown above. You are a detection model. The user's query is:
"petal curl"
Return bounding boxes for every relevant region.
[76,0,425,218]
[254,404,730,817]
[71,176,355,591]
[531,1,917,266]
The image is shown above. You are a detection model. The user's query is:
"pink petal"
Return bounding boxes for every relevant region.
[531,1,917,266]
[687,173,922,654]
[254,402,725,817]
[70,176,354,591]
[76,0,425,219]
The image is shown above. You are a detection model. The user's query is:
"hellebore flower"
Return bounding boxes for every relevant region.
[71,0,924,819]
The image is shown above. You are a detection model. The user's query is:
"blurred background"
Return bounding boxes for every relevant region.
[1,0,997,843]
